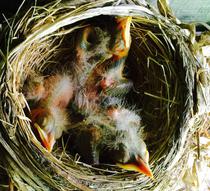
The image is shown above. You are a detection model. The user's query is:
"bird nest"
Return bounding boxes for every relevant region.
[0,0,204,190]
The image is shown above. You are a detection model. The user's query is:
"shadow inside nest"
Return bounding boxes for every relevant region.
[30,16,187,177]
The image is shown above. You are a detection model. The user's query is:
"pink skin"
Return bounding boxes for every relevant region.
[29,74,74,152]
[100,78,116,90]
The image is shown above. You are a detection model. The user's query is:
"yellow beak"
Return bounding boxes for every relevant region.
[117,155,153,178]
[113,16,132,60]
[34,123,55,152]
[116,16,132,49]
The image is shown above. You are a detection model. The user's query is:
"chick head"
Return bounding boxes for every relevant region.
[31,106,69,152]
[31,107,56,152]
[103,107,153,178]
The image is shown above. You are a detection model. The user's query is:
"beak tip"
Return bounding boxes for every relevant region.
[34,123,55,152]
[117,158,153,178]
[44,141,54,152]
[146,170,154,179]
[43,136,55,152]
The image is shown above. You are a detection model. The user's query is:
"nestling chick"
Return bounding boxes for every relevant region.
[74,25,112,111]
[100,16,133,96]
[75,25,112,87]
[74,16,132,112]
[106,106,153,178]
[24,73,74,152]
[76,100,153,178]
[31,106,69,152]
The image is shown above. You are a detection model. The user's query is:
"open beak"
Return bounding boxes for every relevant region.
[117,155,153,178]
[34,123,55,152]
[116,16,132,49]
[113,16,132,60]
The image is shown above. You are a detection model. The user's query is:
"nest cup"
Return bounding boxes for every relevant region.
[0,0,198,190]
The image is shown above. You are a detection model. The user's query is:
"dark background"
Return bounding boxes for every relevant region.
[0,1,54,51]
[0,0,30,22]
[0,0,51,23]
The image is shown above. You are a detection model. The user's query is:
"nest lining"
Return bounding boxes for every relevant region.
[0,1,199,190]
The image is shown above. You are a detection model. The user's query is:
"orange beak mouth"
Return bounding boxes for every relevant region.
[113,16,132,60]
[117,156,153,178]
[34,123,55,152]
[116,16,132,49]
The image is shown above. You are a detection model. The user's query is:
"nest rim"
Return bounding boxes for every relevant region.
[0,1,198,190]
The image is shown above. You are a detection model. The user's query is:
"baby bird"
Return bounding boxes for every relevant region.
[74,25,112,111]
[30,106,69,152]
[75,24,112,87]
[74,99,153,178]
[99,17,133,97]
[106,106,153,178]
[24,73,74,152]
[74,16,132,112]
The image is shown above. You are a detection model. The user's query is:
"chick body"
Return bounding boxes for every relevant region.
[24,73,74,152]
[74,17,132,114]
[70,17,154,177]
[75,98,153,177]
